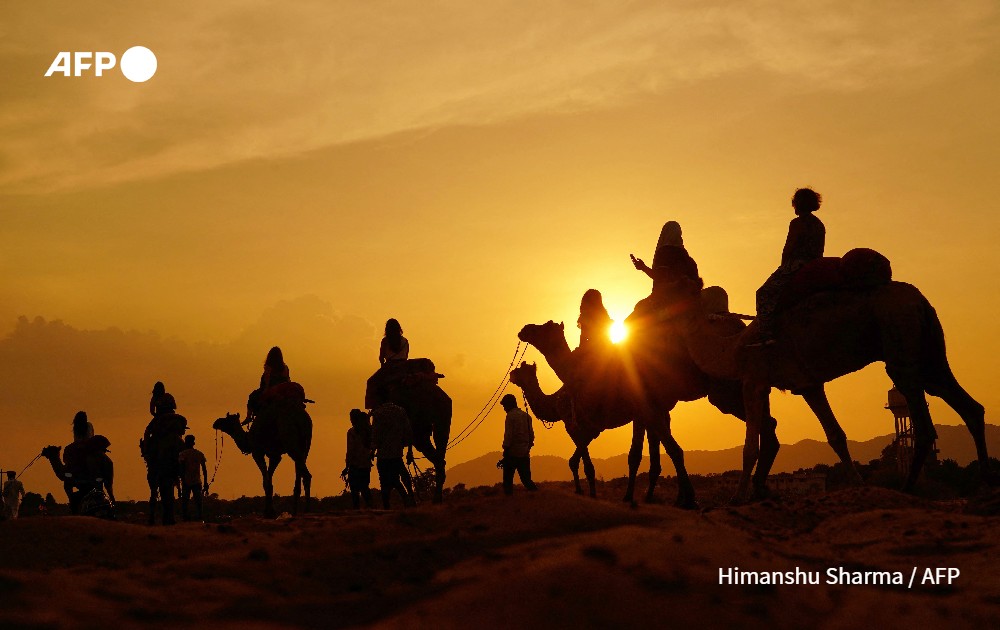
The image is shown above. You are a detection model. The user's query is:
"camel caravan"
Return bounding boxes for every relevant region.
[513,187,994,506]
[29,187,994,520]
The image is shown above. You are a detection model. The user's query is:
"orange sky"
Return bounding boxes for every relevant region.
[2,1,998,501]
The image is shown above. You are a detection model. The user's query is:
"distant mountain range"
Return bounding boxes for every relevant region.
[445,423,1000,489]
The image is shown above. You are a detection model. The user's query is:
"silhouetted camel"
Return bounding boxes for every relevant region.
[666,280,994,502]
[41,441,115,515]
[213,402,312,518]
[141,412,187,525]
[371,359,453,503]
[509,361,659,499]
[519,318,761,508]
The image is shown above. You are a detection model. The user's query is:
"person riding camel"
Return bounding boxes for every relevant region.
[577,289,613,350]
[379,319,409,365]
[246,346,292,422]
[366,319,410,409]
[749,188,825,347]
[631,220,702,299]
[149,381,178,417]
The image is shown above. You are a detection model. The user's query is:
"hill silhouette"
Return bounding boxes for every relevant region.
[446,423,1000,488]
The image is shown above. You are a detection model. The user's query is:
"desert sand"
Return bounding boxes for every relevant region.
[1,483,998,629]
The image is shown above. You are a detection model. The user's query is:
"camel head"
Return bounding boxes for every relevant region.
[41,445,61,460]
[212,412,241,434]
[509,361,539,389]
[518,321,569,355]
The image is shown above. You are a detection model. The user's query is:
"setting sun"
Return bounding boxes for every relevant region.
[609,320,628,344]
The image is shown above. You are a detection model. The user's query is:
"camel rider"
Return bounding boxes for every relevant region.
[750,188,825,346]
[577,289,613,349]
[246,346,291,422]
[366,319,410,409]
[631,221,702,296]
[142,387,185,459]
[149,381,178,417]
[379,319,409,365]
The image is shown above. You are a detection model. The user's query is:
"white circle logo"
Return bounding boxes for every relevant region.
[120,46,157,82]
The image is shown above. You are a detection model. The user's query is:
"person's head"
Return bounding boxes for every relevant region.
[6,471,13,480]
[657,221,684,249]
[152,381,165,397]
[72,411,88,429]
[580,289,604,311]
[500,393,518,411]
[384,318,402,338]
[792,188,821,215]
[349,408,369,428]
[265,346,284,368]
[184,435,195,447]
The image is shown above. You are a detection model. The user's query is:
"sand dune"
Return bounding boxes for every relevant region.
[1,483,998,628]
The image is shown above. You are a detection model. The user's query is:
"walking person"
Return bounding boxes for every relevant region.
[345,409,374,509]
[500,394,537,495]
[371,401,415,509]
[2,471,26,519]
[178,435,208,521]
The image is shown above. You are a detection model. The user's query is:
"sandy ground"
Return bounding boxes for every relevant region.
[1,484,998,629]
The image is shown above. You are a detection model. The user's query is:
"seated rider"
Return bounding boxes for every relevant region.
[142,386,185,458]
[246,346,291,421]
[750,188,825,346]
[631,220,702,301]
[379,319,409,365]
[577,289,612,350]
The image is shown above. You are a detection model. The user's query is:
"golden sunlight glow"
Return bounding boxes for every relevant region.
[609,320,627,344]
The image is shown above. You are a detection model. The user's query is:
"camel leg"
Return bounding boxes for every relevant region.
[253,453,275,518]
[291,457,312,515]
[413,433,446,504]
[147,472,157,525]
[569,447,584,494]
[623,422,645,504]
[432,418,451,504]
[582,447,597,498]
[160,478,177,526]
[754,414,781,490]
[644,431,661,504]
[735,379,769,504]
[799,386,862,486]
[646,414,696,509]
[926,369,993,485]
[897,386,936,492]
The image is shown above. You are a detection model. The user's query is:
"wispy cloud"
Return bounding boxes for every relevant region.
[1,0,995,192]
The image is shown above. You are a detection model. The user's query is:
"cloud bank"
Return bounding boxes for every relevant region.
[0,0,996,192]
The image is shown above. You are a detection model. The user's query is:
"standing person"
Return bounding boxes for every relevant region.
[500,394,537,495]
[178,435,208,521]
[379,319,409,365]
[371,401,415,509]
[750,188,825,346]
[2,471,25,519]
[344,409,374,509]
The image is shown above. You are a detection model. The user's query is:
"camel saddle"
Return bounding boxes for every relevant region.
[64,435,112,478]
[259,381,308,407]
[365,358,444,409]
[781,247,892,307]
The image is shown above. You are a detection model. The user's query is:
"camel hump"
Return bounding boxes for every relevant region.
[267,381,307,402]
[783,248,893,306]
[406,358,444,378]
[841,247,892,287]
[701,286,729,314]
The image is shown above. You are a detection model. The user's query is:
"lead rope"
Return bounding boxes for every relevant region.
[208,429,224,490]
[15,453,43,480]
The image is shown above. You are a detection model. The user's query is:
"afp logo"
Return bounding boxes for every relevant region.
[44,46,157,83]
